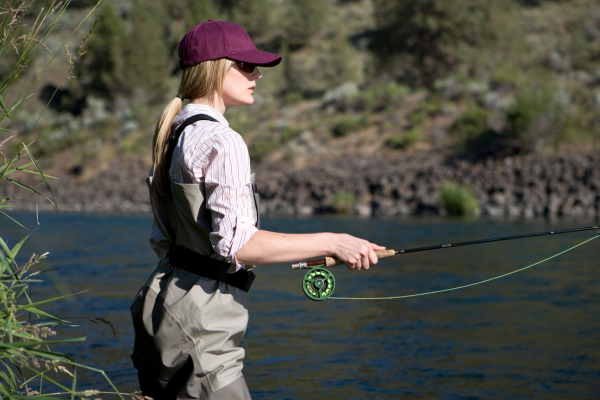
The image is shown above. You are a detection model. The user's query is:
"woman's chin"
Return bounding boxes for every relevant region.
[241,96,255,106]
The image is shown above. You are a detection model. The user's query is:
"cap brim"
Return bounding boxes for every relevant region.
[228,49,282,67]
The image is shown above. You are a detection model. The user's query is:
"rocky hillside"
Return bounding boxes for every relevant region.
[1,0,600,218]
[3,152,599,219]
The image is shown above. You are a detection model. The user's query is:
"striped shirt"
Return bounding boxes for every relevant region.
[149,104,258,271]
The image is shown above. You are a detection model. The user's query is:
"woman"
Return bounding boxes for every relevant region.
[131,20,384,400]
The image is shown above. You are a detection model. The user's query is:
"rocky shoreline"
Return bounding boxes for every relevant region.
[2,153,599,219]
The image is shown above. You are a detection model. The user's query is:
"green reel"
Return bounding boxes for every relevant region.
[302,268,335,301]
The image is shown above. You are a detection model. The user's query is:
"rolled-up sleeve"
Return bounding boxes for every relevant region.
[201,133,258,270]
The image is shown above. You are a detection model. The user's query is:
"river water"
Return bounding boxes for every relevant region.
[3,213,600,399]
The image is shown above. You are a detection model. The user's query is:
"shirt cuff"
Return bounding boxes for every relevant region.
[228,216,259,273]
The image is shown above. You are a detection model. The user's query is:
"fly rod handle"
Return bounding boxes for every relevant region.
[292,250,396,269]
[324,249,396,267]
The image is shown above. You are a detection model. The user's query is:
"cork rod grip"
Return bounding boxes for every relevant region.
[324,249,396,267]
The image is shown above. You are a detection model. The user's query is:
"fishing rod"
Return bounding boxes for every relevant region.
[292,225,600,301]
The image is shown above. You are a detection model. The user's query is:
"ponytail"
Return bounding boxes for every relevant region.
[151,58,233,197]
[151,96,183,197]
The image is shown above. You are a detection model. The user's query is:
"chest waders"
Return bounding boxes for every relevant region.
[131,114,258,399]
[150,113,260,292]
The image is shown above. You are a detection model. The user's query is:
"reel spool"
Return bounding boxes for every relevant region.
[302,268,335,301]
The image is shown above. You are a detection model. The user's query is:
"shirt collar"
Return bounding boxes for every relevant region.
[182,104,229,127]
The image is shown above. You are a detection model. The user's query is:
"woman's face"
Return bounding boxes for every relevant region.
[222,62,262,109]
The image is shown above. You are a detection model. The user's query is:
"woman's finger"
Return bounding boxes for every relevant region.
[368,246,378,266]
[354,257,362,270]
[370,243,386,251]
[359,251,370,270]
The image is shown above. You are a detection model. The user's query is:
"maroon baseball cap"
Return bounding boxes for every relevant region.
[178,20,282,69]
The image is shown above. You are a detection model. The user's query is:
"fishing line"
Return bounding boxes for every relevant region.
[328,235,599,300]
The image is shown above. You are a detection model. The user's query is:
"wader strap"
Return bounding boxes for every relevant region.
[169,245,256,293]
[165,114,219,174]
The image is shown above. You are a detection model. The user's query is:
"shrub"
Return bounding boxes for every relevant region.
[285,0,329,47]
[344,84,409,112]
[284,91,304,104]
[439,183,479,216]
[451,104,491,140]
[228,0,277,38]
[123,0,171,99]
[78,3,127,100]
[386,129,421,149]
[280,125,304,142]
[370,0,510,87]
[450,104,515,157]
[506,85,571,153]
[324,26,361,86]
[332,192,356,214]
[249,137,279,162]
[332,116,368,137]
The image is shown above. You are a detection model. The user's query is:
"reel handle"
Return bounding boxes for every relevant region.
[291,249,396,269]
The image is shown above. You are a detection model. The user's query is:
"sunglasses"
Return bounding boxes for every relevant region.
[234,60,258,73]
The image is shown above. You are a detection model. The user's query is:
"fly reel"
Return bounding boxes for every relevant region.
[302,268,335,301]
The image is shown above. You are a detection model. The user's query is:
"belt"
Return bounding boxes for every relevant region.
[168,245,256,293]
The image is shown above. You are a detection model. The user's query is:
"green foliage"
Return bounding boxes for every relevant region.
[343,84,409,112]
[566,7,600,72]
[449,104,506,156]
[332,192,356,214]
[285,0,329,47]
[324,26,361,86]
[249,137,278,162]
[279,125,304,142]
[332,115,368,137]
[229,0,277,38]
[283,91,304,104]
[450,104,491,140]
[439,183,479,216]
[123,0,171,99]
[506,85,571,153]
[79,3,126,99]
[370,0,505,87]
[0,243,122,397]
[167,0,220,29]
[0,1,124,397]
[386,129,421,149]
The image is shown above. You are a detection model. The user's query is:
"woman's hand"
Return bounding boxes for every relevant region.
[332,234,386,271]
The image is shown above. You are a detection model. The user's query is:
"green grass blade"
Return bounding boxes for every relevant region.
[0,246,15,274]
[10,234,30,259]
[5,178,57,208]
[0,337,87,350]
[20,143,58,207]
[0,95,34,124]
[70,365,76,400]
[0,238,16,267]
[14,169,58,179]
[13,306,61,321]
[0,152,18,181]
[15,290,87,312]
[0,95,9,120]
[0,212,28,230]
[7,316,12,343]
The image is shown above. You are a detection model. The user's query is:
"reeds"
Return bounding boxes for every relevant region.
[0,1,128,397]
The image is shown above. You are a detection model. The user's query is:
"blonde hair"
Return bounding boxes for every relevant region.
[152,58,234,196]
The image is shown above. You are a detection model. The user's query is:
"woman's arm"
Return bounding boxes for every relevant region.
[235,230,385,270]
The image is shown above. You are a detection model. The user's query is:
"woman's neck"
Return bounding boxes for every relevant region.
[190,94,227,115]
